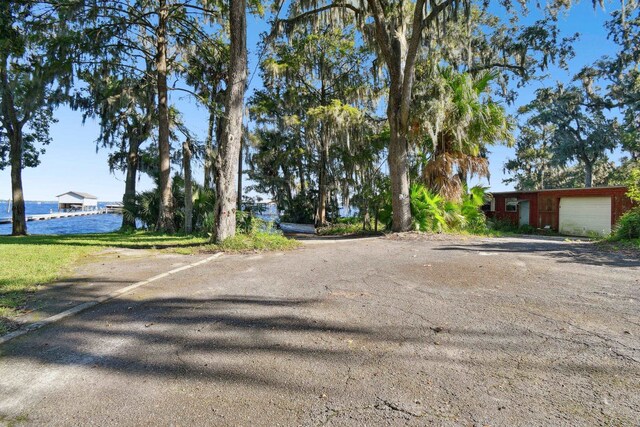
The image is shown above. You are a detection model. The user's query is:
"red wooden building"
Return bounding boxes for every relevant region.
[484,186,634,236]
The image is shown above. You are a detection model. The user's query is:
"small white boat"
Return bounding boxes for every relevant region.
[279,222,316,234]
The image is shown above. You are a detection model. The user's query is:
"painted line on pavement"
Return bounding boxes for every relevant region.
[0,252,224,345]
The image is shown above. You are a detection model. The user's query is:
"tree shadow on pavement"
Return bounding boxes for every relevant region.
[0,295,418,391]
[435,239,640,268]
[1,292,639,427]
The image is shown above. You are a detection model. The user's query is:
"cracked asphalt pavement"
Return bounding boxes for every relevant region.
[0,235,639,426]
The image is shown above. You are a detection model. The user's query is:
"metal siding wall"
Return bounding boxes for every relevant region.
[491,187,633,232]
[539,188,631,231]
[529,194,539,228]
[492,193,520,225]
[537,194,558,230]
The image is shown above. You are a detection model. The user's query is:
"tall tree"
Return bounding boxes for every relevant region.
[503,123,554,191]
[413,67,513,200]
[76,64,156,230]
[183,138,194,233]
[74,0,221,233]
[504,124,619,189]
[576,2,639,163]
[155,0,174,232]
[519,84,619,188]
[213,0,248,242]
[0,2,71,235]
[184,38,229,189]
[255,25,375,225]
[284,0,580,230]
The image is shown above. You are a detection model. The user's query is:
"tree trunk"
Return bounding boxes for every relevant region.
[297,156,306,196]
[213,0,247,242]
[183,139,193,234]
[155,0,174,233]
[10,131,26,236]
[122,138,140,231]
[204,110,215,189]
[282,165,294,204]
[316,136,328,227]
[387,96,412,232]
[237,135,243,211]
[374,204,379,232]
[1,59,27,236]
[584,161,593,188]
[366,0,425,232]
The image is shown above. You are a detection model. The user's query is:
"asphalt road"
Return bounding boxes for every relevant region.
[1,235,639,426]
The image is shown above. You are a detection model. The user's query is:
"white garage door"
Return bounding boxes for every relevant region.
[559,197,612,236]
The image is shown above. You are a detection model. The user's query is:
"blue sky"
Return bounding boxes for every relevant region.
[0,1,620,201]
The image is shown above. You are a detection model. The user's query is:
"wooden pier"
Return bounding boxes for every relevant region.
[0,209,110,225]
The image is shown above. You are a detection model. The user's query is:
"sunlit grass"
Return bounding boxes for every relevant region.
[174,231,301,254]
[216,231,300,252]
[0,242,95,322]
[0,231,208,249]
[0,232,206,331]
[0,231,299,333]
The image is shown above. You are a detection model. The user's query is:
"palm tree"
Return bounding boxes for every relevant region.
[413,67,513,200]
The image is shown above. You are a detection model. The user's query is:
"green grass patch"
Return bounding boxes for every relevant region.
[0,231,208,249]
[0,231,298,332]
[175,231,300,254]
[214,231,300,253]
[0,232,207,331]
[0,240,96,321]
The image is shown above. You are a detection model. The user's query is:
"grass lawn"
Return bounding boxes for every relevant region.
[0,231,297,333]
[0,232,208,333]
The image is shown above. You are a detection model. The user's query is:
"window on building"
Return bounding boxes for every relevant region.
[481,197,496,212]
[505,198,518,212]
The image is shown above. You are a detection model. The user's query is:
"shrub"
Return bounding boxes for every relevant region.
[410,184,447,232]
[517,224,537,234]
[611,167,640,240]
[218,231,299,252]
[280,193,315,224]
[626,168,640,203]
[459,186,488,233]
[487,218,518,232]
[192,187,216,233]
[124,177,216,235]
[219,214,298,252]
[336,216,361,225]
[614,207,640,240]
[236,210,270,234]
[379,183,488,233]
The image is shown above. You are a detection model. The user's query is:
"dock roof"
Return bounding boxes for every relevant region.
[56,191,98,199]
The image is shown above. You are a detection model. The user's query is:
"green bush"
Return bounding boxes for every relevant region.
[218,231,299,252]
[379,183,488,233]
[280,193,315,224]
[192,187,216,233]
[124,176,216,235]
[410,184,447,232]
[336,216,361,225]
[220,215,298,252]
[626,168,640,203]
[236,210,270,234]
[614,207,640,240]
[611,168,640,240]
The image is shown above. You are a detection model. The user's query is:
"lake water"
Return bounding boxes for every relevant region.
[0,201,122,235]
[0,200,352,236]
